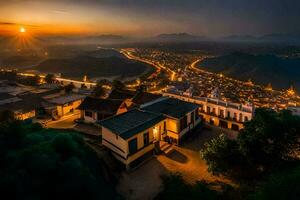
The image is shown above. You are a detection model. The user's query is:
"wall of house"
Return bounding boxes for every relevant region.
[166,118,179,135]
[102,120,165,167]
[102,127,128,162]
[57,99,82,117]
[82,110,97,123]
[178,110,201,138]
[14,110,36,121]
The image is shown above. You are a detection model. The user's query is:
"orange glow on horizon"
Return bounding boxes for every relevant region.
[0,23,117,37]
[19,27,26,33]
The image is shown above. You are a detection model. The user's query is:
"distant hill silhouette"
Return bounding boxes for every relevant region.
[35,56,151,78]
[198,52,300,90]
[1,55,43,68]
[154,33,208,42]
[221,34,300,44]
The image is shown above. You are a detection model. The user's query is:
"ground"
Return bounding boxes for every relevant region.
[117,127,234,200]
[46,112,101,136]
[46,112,80,129]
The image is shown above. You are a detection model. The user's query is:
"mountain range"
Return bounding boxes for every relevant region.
[198,52,300,90]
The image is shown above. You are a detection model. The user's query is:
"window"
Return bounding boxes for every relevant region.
[143,132,149,146]
[244,116,249,121]
[219,109,224,118]
[227,111,231,118]
[180,115,188,131]
[128,138,138,154]
[195,108,199,120]
[85,111,92,117]
[191,111,195,122]
[212,108,216,115]
[163,121,166,131]
[233,113,237,120]
[207,106,211,113]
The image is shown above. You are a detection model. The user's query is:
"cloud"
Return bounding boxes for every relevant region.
[52,10,70,15]
[0,22,16,26]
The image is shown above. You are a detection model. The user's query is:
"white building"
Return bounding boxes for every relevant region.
[163,92,254,131]
[99,97,201,169]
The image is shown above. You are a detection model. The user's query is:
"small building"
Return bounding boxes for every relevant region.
[46,93,85,118]
[108,89,135,101]
[77,96,127,123]
[129,92,162,108]
[141,97,201,144]
[163,92,254,131]
[99,109,166,169]
[108,89,136,107]
[0,93,36,121]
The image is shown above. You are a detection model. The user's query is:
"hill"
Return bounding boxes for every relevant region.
[154,33,208,42]
[35,55,151,79]
[0,55,44,68]
[221,34,300,44]
[198,52,300,90]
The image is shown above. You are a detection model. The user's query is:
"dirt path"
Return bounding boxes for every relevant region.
[117,128,232,200]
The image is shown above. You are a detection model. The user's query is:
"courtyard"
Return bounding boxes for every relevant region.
[117,127,234,200]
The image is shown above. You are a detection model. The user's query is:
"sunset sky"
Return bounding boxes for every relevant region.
[1,0,300,37]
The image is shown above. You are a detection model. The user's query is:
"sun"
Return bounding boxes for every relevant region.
[19,27,26,33]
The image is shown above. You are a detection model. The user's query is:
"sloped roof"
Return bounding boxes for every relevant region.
[98,109,165,140]
[141,98,199,119]
[108,89,135,100]
[47,93,85,105]
[78,96,124,115]
[132,92,162,105]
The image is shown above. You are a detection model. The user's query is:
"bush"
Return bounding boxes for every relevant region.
[155,173,219,200]
[0,121,120,200]
[201,108,300,179]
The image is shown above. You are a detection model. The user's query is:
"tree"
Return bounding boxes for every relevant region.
[21,75,41,86]
[250,165,300,200]
[45,74,55,84]
[155,173,219,200]
[0,121,120,200]
[201,108,300,178]
[201,134,245,177]
[112,80,125,90]
[64,82,75,93]
[91,82,105,98]
[136,84,147,93]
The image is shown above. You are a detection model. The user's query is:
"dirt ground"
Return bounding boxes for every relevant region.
[46,112,80,129]
[117,127,233,200]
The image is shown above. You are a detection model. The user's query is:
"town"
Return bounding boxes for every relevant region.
[0,48,299,198]
[1,1,300,199]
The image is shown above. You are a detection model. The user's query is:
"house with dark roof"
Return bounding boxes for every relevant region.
[44,93,85,118]
[99,109,166,169]
[108,89,135,100]
[129,92,162,108]
[77,96,127,123]
[99,97,201,169]
[140,97,201,144]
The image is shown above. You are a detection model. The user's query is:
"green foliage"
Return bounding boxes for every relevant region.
[45,73,55,84]
[155,173,219,200]
[112,80,125,90]
[0,121,120,200]
[64,82,75,93]
[250,165,300,200]
[201,134,244,176]
[20,75,41,86]
[201,108,300,178]
[91,82,105,97]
